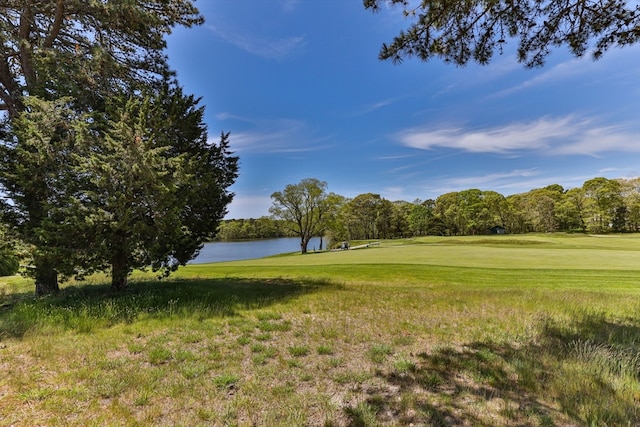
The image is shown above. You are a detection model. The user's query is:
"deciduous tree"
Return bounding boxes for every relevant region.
[556,187,587,231]
[523,186,564,232]
[620,178,640,232]
[343,193,397,240]
[270,179,334,254]
[583,177,623,232]
[408,200,434,236]
[435,191,461,235]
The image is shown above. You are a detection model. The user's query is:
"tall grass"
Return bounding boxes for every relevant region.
[1,234,638,426]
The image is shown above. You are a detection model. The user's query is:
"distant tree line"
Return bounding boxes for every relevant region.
[215,218,297,241]
[217,176,640,244]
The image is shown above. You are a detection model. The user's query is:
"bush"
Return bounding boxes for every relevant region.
[0,248,19,276]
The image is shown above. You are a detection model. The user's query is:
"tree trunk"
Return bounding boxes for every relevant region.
[111,257,129,292]
[300,236,309,254]
[111,249,129,291]
[34,261,59,296]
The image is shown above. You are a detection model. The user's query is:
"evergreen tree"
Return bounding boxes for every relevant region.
[81,87,237,290]
[0,217,19,277]
[0,0,202,118]
[364,0,640,67]
[2,88,238,292]
[0,97,90,292]
[0,1,204,294]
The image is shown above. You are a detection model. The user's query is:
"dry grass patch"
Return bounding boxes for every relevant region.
[1,234,639,425]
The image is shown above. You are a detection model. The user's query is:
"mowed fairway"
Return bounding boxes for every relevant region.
[1,234,639,426]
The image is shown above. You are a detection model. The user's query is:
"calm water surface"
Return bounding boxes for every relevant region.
[189,237,324,264]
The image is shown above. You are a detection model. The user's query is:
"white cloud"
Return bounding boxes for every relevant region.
[495,58,586,97]
[207,24,306,60]
[549,124,640,155]
[445,169,541,188]
[375,154,414,160]
[360,97,400,114]
[279,0,300,13]
[211,117,330,154]
[215,112,253,122]
[396,116,640,156]
[426,170,574,197]
[380,186,412,201]
[494,45,640,97]
[224,195,272,219]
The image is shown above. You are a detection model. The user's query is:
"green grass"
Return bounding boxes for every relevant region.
[0,233,639,426]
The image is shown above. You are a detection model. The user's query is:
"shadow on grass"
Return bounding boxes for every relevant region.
[348,311,640,427]
[0,276,338,338]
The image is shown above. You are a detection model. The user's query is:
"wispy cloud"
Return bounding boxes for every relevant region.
[279,0,300,13]
[444,169,541,188]
[434,56,522,98]
[494,58,586,97]
[596,167,640,179]
[380,186,410,201]
[346,96,405,117]
[361,97,399,114]
[225,195,273,219]
[216,112,252,122]
[207,24,306,60]
[396,116,640,156]
[494,46,640,97]
[374,154,415,160]
[213,116,330,154]
[549,124,640,155]
[426,169,584,197]
[423,166,640,198]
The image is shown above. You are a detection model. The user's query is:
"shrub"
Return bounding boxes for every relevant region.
[0,248,19,276]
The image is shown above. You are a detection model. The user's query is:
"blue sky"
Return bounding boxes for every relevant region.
[166,1,640,219]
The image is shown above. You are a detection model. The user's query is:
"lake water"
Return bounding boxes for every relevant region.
[189,237,325,264]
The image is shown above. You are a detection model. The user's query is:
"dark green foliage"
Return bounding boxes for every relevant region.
[364,0,640,67]
[341,193,402,240]
[83,88,239,290]
[0,0,203,118]
[0,88,238,292]
[215,218,296,240]
[0,209,19,277]
[0,98,88,291]
[0,1,232,294]
[72,87,237,290]
[0,248,19,276]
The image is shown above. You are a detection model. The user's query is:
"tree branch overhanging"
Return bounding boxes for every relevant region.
[366,0,640,67]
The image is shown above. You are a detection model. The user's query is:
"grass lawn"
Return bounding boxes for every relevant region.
[1,234,639,426]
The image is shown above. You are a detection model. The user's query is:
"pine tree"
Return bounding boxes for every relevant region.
[365,0,640,67]
[74,88,238,290]
[0,1,205,294]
